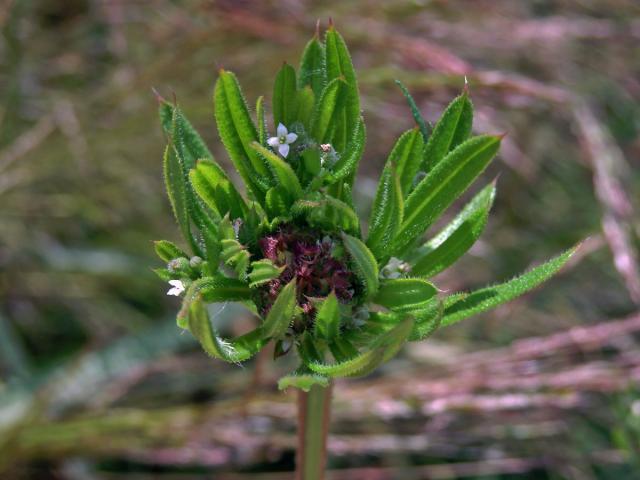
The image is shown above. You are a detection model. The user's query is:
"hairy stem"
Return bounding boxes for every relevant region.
[296,383,332,480]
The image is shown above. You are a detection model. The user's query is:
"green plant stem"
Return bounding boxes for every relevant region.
[296,383,332,480]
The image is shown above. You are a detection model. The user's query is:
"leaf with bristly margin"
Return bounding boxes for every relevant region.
[411,182,496,278]
[329,337,359,362]
[278,372,329,392]
[441,246,578,327]
[330,118,366,183]
[423,91,473,172]
[265,186,291,219]
[374,278,437,313]
[296,86,315,131]
[325,25,360,151]
[409,299,444,340]
[298,34,326,97]
[273,63,298,127]
[190,160,246,220]
[154,240,188,263]
[256,96,267,145]
[164,145,200,255]
[314,292,340,341]
[393,135,501,256]
[388,128,426,198]
[177,276,253,328]
[214,69,270,200]
[308,317,413,378]
[221,238,250,279]
[262,279,297,339]
[395,80,432,143]
[187,298,266,363]
[248,259,285,288]
[342,233,379,299]
[293,194,360,235]
[251,142,303,201]
[366,166,403,262]
[310,77,347,144]
[160,102,214,168]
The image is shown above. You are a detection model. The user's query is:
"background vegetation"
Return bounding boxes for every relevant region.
[1,0,639,478]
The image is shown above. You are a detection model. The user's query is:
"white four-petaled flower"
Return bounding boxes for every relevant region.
[167,279,185,296]
[267,123,297,158]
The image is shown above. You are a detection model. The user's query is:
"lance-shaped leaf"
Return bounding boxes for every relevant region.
[411,182,496,278]
[262,279,297,339]
[330,118,366,183]
[395,79,431,143]
[310,77,347,144]
[214,69,270,199]
[273,63,298,127]
[256,96,267,144]
[190,160,246,219]
[163,145,200,255]
[248,259,285,288]
[221,238,250,279]
[325,25,360,148]
[298,33,326,97]
[308,317,413,378]
[442,246,578,327]
[314,292,340,341]
[177,276,253,328]
[251,142,303,200]
[389,128,426,198]
[393,135,501,256]
[366,166,403,262]
[293,194,360,235]
[342,233,379,299]
[265,186,291,219]
[154,240,188,263]
[409,299,444,341]
[188,298,266,363]
[160,102,214,168]
[296,86,315,131]
[278,372,329,392]
[423,91,473,172]
[374,278,437,312]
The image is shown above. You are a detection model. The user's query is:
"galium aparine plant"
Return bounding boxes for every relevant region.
[154,25,576,393]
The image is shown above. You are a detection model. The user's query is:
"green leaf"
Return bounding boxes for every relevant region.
[190,160,246,219]
[293,194,360,235]
[423,91,473,172]
[296,86,315,131]
[342,233,379,299]
[388,128,426,197]
[262,279,297,339]
[330,118,366,183]
[214,69,270,199]
[256,96,267,144]
[409,299,444,341]
[278,372,329,392]
[310,77,346,144]
[393,135,501,256]
[374,278,437,312]
[187,298,266,363]
[273,63,298,127]
[442,246,578,327]
[160,102,214,167]
[395,80,432,143]
[411,182,496,277]
[154,240,188,263]
[265,186,291,219]
[308,317,413,378]
[221,239,250,279]
[325,26,360,149]
[298,34,326,98]
[250,142,303,200]
[366,166,403,262]
[163,145,199,255]
[248,259,285,288]
[314,292,340,341]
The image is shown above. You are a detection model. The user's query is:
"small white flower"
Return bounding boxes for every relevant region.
[167,279,185,296]
[267,123,297,158]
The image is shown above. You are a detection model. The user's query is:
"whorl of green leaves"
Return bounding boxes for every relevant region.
[155,24,577,390]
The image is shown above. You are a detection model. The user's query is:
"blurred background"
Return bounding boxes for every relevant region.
[1,0,640,478]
